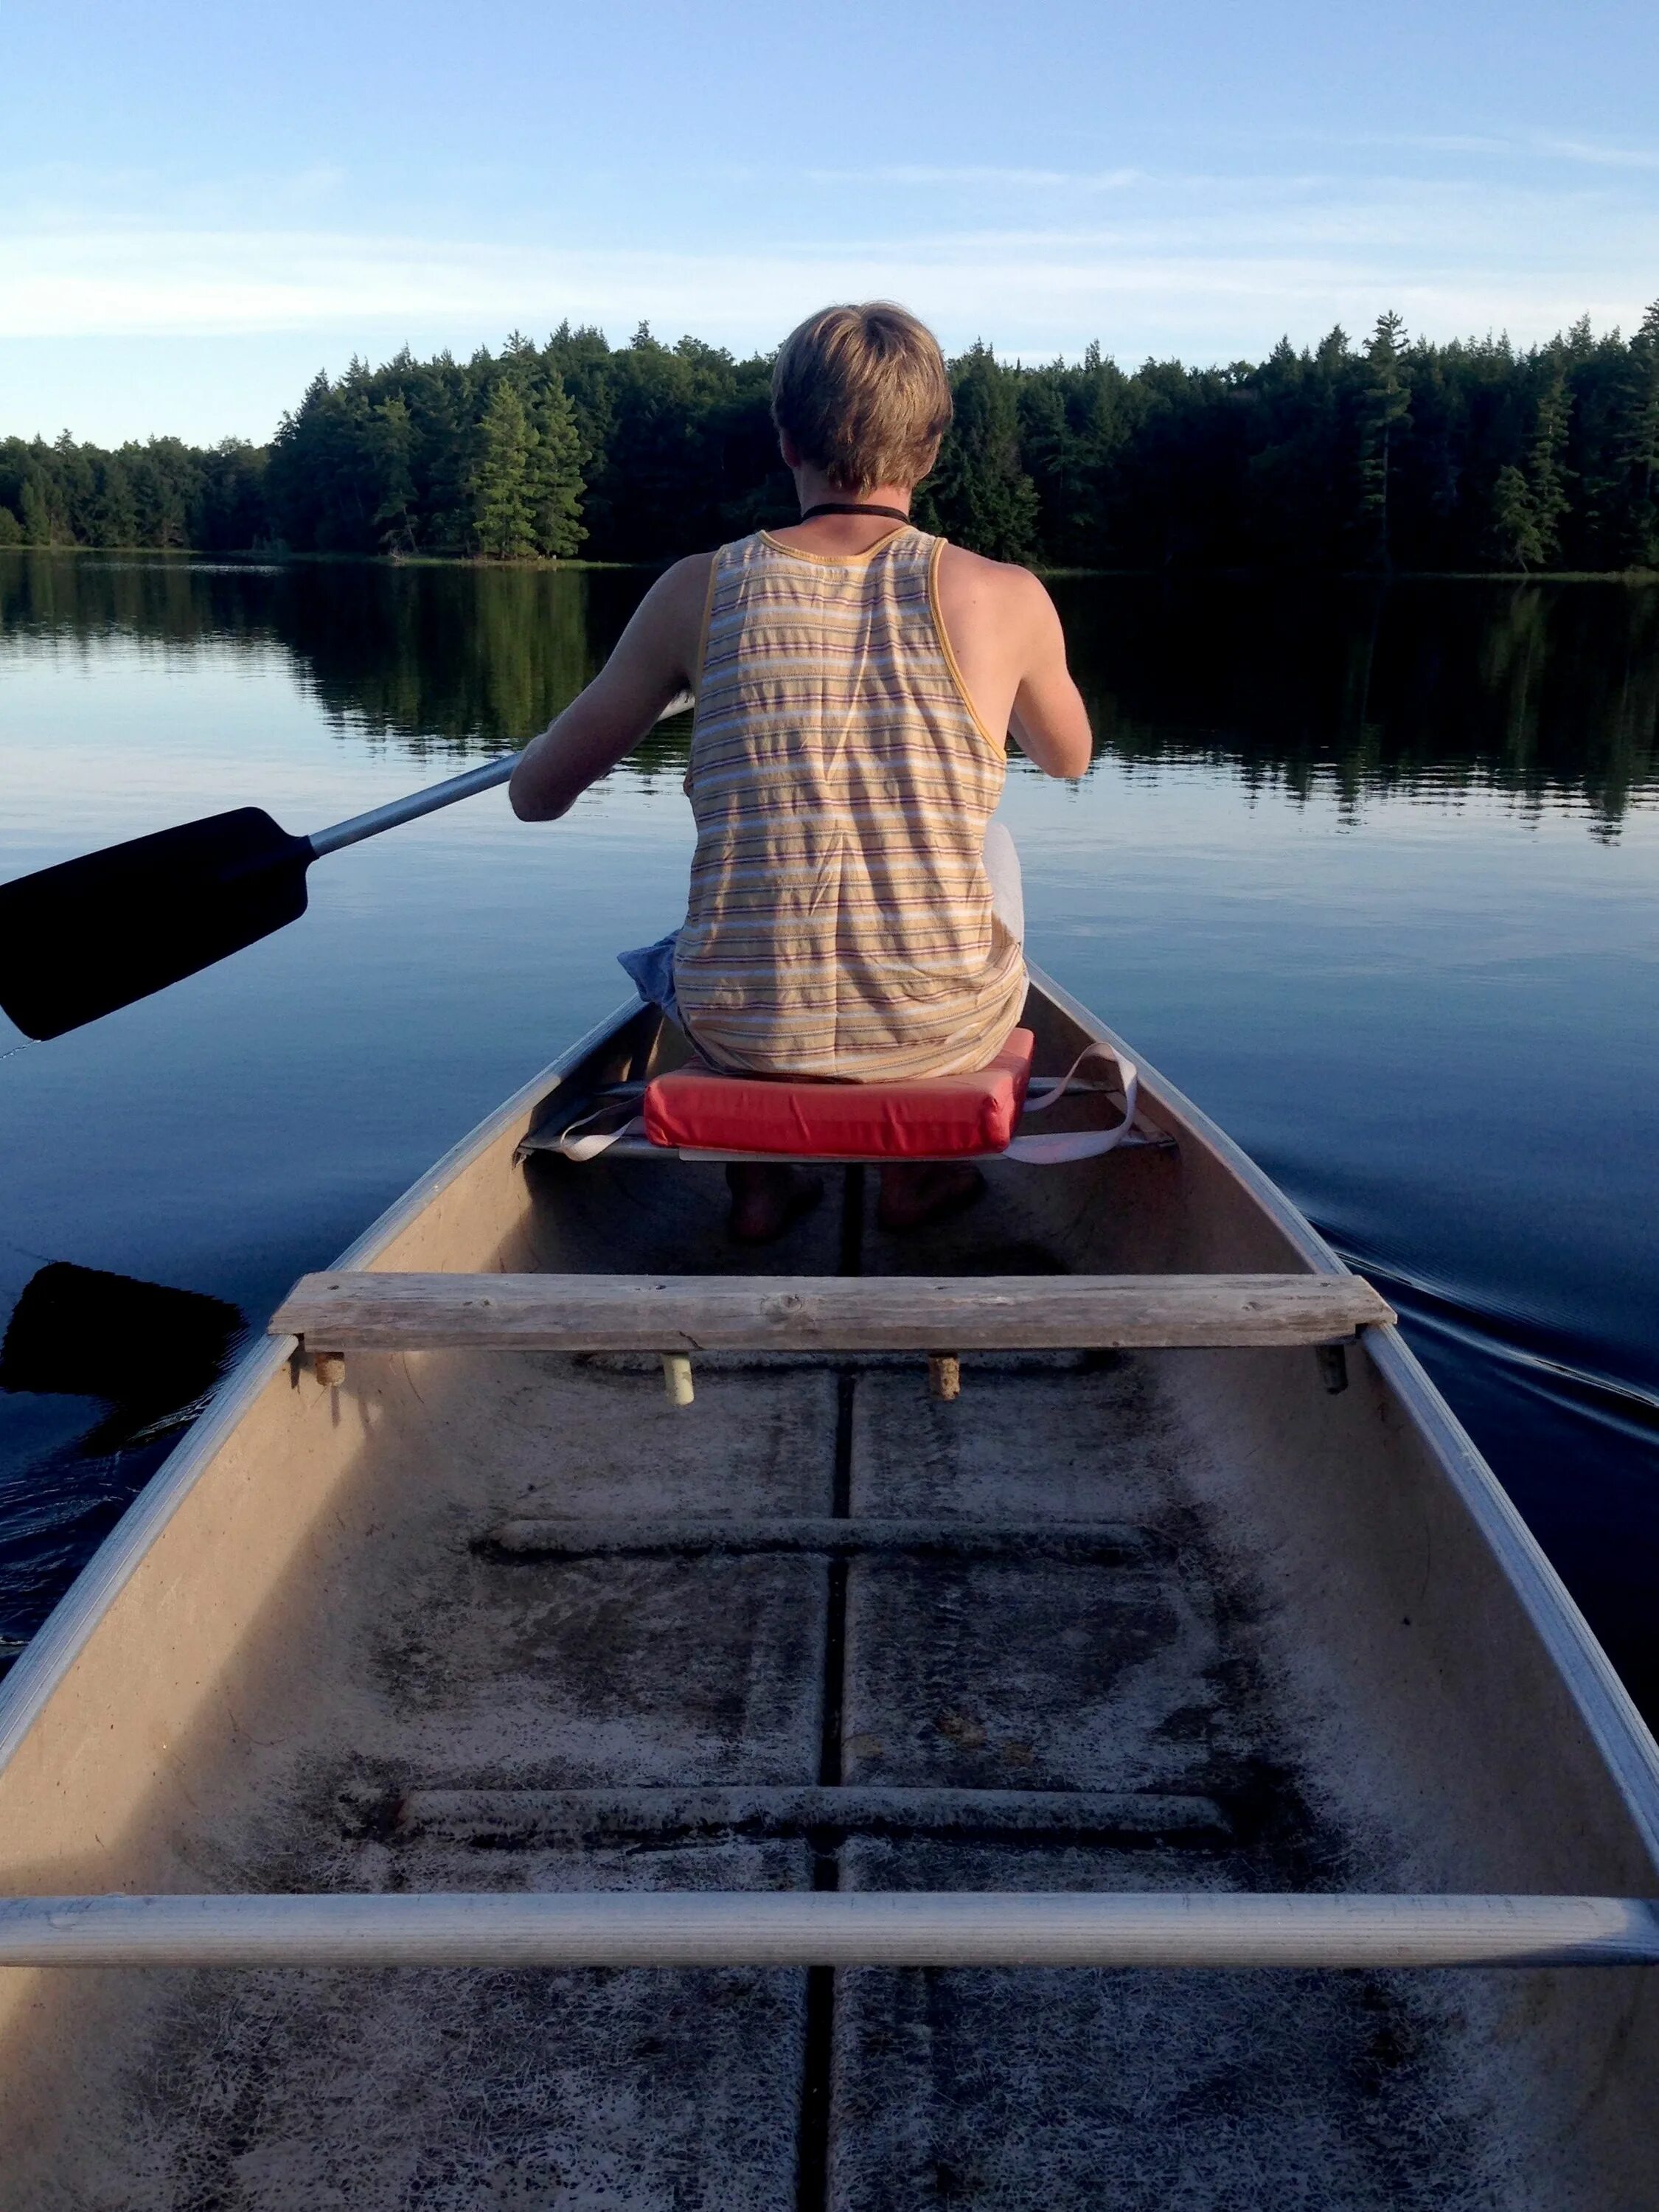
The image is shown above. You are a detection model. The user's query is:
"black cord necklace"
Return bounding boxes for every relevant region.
[798,501,912,524]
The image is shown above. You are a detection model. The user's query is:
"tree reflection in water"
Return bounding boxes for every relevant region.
[1,554,1655,833]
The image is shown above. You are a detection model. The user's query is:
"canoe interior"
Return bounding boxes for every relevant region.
[0,979,1655,2208]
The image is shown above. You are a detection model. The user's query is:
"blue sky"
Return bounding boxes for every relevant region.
[4,0,1658,444]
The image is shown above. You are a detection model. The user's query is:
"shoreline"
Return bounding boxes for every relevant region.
[1,546,1656,585]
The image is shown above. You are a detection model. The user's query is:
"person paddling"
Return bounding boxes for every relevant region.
[509,302,1092,1241]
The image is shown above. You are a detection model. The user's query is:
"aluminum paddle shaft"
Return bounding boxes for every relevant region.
[0,692,693,1041]
[306,752,519,858]
[304,684,692,855]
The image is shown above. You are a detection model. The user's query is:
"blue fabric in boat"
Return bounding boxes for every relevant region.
[618,931,682,1026]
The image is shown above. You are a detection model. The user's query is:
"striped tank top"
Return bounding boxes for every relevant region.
[672,524,1027,1080]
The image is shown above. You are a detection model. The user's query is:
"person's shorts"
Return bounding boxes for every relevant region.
[616,931,682,1024]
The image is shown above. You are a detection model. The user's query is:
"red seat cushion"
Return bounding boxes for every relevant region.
[644,1030,1037,1159]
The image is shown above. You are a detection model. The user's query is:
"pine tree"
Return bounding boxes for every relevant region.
[923,343,1039,560]
[1525,364,1573,566]
[18,470,52,546]
[368,397,417,552]
[52,431,97,542]
[91,455,138,547]
[265,370,335,549]
[1491,464,1545,569]
[198,439,268,552]
[1613,299,1659,566]
[1356,311,1411,568]
[133,439,193,548]
[406,352,473,552]
[1018,347,1128,564]
[524,379,586,557]
[543,323,618,546]
[471,381,535,559]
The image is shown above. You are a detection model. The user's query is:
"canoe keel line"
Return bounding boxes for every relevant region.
[2,1892,1657,1970]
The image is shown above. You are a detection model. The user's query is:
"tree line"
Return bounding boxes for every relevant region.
[3,307,1658,571]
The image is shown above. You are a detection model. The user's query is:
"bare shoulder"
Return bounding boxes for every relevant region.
[935,543,1057,633]
[641,550,717,616]
[936,541,1038,588]
[611,551,716,684]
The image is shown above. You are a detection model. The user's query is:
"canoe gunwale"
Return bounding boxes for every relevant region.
[1026,963,1659,1876]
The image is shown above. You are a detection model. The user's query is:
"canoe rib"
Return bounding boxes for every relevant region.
[271,1271,1394,1353]
[482,1517,1159,1561]
[396,1787,1232,1846]
[0,1892,1655,1969]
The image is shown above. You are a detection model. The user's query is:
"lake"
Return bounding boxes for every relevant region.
[1,552,1656,1715]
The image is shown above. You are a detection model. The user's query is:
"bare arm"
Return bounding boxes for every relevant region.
[933,547,1093,780]
[1005,571,1093,779]
[509,554,712,821]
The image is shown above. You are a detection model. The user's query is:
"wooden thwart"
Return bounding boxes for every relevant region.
[0,1892,1654,1969]
[273,1270,1394,1354]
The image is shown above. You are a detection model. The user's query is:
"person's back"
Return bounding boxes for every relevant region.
[673,517,1025,1080]
[509,301,1093,1234]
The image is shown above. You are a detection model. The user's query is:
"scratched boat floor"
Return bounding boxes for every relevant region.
[75,1352,1518,2212]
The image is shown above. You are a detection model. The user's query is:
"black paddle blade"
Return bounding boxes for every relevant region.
[0,1262,243,1416]
[0,808,312,1040]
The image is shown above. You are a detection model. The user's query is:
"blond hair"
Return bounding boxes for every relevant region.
[771,303,953,493]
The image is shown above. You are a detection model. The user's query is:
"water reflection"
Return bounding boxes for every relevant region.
[4,554,1655,829]
[1053,577,1659,835]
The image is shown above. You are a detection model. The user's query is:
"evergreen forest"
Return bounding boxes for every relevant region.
[3,308,1658,573]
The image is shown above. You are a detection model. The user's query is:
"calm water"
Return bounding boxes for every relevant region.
[1,553,1657,1712]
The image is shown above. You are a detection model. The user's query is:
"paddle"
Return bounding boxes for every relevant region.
[0,696,693,1042]
[1,1261,243,1421]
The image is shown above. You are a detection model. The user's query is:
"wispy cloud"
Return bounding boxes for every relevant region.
[284,161,350,203]
[1393,133,1517,157]
[1,156,1653,367]
[1281,125,1659,172]
[1,213,1648,361]
[4,159,355,226]
[793,165,1145,192]
[1534,134,1659,171]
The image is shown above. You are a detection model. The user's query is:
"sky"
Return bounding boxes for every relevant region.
[4,0,1659,445]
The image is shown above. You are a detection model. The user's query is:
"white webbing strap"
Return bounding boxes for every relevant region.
[547,1105,648,1161]
[1004,1040,1140,1164]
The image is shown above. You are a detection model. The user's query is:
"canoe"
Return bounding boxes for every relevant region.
[0,966,1655,2209]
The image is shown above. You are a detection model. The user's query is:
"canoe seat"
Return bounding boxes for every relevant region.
[643,1029,1037,1160]
[530,1030,1168,1165]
